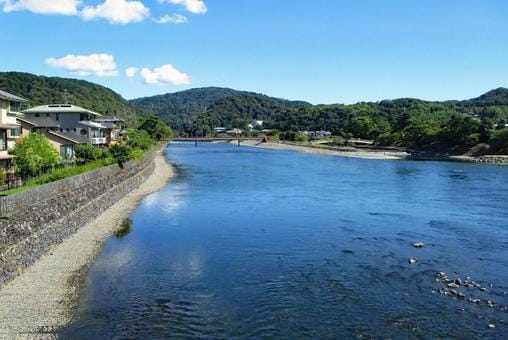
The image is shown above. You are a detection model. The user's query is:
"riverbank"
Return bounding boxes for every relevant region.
[0,149,173,338]
[241,141,508,165]
[241,140,408,160]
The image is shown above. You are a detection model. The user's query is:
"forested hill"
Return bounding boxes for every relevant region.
[0,72,138,121]
[130,87,311,134]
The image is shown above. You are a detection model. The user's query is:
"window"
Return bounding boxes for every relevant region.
[46,113,50,117]
[80,114,90,121]
[60,145,74,160]
[10,127,21,137]
[0,131,6,151]
[56,113,60,121]
[80,129,88,135]
[35,113,40,117]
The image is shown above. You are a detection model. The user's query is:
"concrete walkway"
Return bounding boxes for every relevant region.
[0,150,173,339]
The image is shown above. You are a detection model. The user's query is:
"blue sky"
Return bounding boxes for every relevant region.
[0,0,507,104]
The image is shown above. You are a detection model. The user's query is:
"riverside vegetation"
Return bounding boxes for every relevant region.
[2,72,508,156]
[3,116,173,195]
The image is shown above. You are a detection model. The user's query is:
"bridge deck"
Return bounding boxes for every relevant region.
[172,136,265,141]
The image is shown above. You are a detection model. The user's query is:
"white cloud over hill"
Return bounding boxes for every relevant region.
[140,64,191,85]
[46,54,119,77]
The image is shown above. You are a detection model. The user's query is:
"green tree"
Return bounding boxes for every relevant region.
[350,116,376,139]
[126,129,153,150]
[138,116,173,141]
[12,133,60,177]
[109,144,130,168]
[74,144,104,163]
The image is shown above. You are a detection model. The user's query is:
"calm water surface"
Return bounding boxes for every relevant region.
[61,143,508,338]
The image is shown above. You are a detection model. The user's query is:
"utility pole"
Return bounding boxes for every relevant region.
[63,89,69,104]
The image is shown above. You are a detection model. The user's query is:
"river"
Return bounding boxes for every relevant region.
[60,142,508,338]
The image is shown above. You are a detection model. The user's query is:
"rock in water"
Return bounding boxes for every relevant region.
[488,324,496,329]
[409,258,417,264]
[413,242,425,248]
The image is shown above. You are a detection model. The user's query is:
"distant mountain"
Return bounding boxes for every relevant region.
[459,87,508,107]
[130,87,311,134]
[0,72,138,121]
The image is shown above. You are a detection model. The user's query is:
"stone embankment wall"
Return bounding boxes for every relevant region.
[475,155,508,164]
[0,152,156,286]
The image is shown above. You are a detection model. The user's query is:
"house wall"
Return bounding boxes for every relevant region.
[0,151,156,286]
[23,112,84,132]
[0,99,22,152]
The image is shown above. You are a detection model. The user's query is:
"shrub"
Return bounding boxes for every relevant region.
[126,129,153,151]
[12,133,60,177]
[109,144,131,167]
[74,144,104,163]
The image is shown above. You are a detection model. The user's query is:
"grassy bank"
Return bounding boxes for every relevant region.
[2,158,116,196]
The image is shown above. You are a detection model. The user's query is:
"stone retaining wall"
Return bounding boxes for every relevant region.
[0,152,156,286]
[475,155,508,165]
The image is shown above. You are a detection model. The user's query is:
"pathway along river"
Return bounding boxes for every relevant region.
[61,143,508,338]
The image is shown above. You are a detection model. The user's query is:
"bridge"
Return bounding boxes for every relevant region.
[171,136,267,146]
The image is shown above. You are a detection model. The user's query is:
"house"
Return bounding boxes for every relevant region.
[226,128,243,136]
[0,89,26,168]
[213,127,227,136]
[94,116,126,144]
[18,104,109,159]
[301,130,332,138]
[248,120,264,130]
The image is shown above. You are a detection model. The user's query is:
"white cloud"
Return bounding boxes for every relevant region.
[140,64,190,85]
[125,67,139,77]
[46,53,119,77]
[154,13,187,24]
[160,0,206,14]
[81,0,149,24]
[0,0,81,15]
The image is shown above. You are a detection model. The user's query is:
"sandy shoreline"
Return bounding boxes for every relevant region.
[0,149,173,339]
[241,140,409,160]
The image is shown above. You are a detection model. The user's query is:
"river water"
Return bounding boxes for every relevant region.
[61,143,508,338]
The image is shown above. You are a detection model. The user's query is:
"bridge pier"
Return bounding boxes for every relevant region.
[238,139,241,147]
[195,139,198,147]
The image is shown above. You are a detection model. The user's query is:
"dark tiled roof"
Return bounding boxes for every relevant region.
[48,131,90,144]
[17,116,59,128]
[0,89,27,102]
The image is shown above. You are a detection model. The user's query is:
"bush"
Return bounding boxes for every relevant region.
[332,136,346,146]
[295,134,308,142]
[378,132,402,146]
[74,144,104,163]
[126,129,153,151]
[109,144,131,167]
[12,133,60,177]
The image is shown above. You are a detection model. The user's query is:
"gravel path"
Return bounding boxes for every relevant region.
[241,140,408,160]
[0,150,173,339]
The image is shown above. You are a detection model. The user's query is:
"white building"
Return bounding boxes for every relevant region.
[0,89,26,168]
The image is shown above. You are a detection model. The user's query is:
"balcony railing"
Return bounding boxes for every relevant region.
[91,137,107,145]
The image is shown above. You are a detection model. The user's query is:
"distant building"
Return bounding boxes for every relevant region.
[301,130,332,138]
[19,104,110,159]
[94,116,126,145]
[0,89,26,168]
[226,128,243,135]
[248,120,264,130]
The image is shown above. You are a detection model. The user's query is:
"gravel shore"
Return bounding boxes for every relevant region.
[0,149,173,339]
[241,140,408,160]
